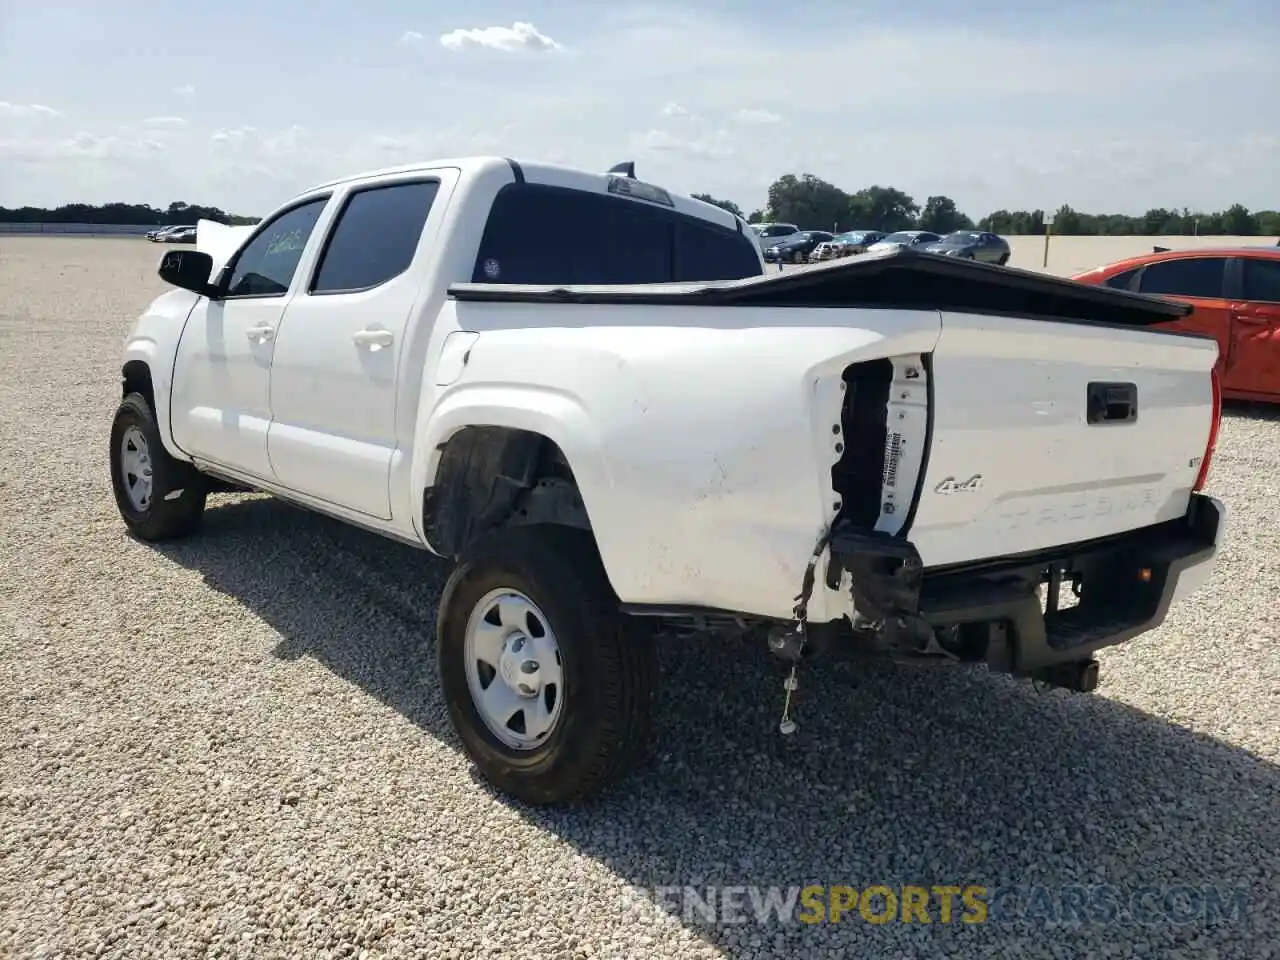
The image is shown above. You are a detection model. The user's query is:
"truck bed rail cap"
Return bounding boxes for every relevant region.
[448,247,1197,327]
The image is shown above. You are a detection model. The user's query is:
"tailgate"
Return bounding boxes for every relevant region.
[907,311,1218,568]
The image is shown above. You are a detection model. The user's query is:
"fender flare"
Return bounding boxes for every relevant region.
[410,384,616,553]
[121,339,189,462]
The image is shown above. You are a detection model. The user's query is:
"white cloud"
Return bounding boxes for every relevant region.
[439,22,559,53]
[368,135,409,152]
[0,132,163,162]
[733,108,781,125]
[631,129,736,161]
[2,8,1277,217]
[0,102,60,118]
[207,125,314,164]
[257,125,309,158]
[142,116,187,127]
[210,126,257,144]
[172,85,195,97]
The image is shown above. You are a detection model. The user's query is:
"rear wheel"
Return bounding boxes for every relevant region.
[436,526,657,805]
[998,252,1010,265]
[109,393,207,541]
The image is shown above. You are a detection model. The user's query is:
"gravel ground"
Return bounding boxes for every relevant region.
[2,236,1277,959]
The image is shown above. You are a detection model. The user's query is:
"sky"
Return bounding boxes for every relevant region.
[1,0,1277,219]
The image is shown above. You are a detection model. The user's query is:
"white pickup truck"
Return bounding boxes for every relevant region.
[110,155,1228,806]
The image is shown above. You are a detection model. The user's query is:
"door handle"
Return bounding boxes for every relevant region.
[1231,313,1268,326]
[353,329,394,350]
[246,324,275,342]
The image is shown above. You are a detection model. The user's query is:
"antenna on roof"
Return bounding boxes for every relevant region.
[606,161,636,178]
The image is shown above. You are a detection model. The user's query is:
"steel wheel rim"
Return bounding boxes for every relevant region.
[119,425,154,512]
[463,587,565,751]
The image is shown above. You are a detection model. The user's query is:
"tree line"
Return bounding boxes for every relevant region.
[5,184,1277,237]
[694,174,1280,236]
[0,201,259,226]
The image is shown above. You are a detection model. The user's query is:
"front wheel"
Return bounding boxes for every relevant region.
[109,393,207,541]
[436,526,657,805]
[997,252,1010,265]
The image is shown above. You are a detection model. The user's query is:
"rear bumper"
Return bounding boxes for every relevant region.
[826,494,1227,675]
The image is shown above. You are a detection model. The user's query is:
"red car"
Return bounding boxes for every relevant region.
[1073,246,1280,402]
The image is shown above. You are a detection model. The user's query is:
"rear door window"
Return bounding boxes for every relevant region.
[674,219,764,281]
[473,185,669,285]
[1103,268,1139,291]
[1241,258,1280,303]
[310,180,439,294]
[1136,257,1228,299]
[473,184,760,285]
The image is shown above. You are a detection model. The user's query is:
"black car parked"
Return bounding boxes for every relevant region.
[765,230,835,264]
[921,230,1011,265]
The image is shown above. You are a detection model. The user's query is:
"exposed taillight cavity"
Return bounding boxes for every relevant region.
[830,355,930,536]
[1193,364,1221,492]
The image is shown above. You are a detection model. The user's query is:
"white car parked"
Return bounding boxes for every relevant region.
[866,229,942,253]
[109,155,1227,806]
[748,221,800,250]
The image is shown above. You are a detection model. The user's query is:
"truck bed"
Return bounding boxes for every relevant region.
[446,243,1217,590]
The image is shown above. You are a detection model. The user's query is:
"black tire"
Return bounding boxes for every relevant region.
[109,392,207,541]
[997,252,1010,265]
[436,525,657,806]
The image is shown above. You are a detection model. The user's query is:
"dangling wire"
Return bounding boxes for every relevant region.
[778,526,834,735]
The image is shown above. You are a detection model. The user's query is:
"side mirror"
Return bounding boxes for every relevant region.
[158,249,219,298]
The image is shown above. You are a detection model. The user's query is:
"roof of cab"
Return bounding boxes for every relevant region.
[1074,244,1280,278]
[301,155,746,236]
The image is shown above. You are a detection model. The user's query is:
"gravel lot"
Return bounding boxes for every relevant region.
[2,236,1277,959]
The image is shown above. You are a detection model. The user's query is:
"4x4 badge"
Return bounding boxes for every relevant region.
[934,475,983,494]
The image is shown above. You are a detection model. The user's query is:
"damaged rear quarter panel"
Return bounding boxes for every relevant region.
[433,302,942,620]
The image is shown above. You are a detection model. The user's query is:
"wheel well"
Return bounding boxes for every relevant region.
[122,360,155,412]
[422,426,592,558]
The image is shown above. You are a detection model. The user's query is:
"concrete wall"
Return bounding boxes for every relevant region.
[1002,234,1280,277]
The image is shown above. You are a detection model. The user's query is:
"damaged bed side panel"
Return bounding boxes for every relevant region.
[430,305,943,622]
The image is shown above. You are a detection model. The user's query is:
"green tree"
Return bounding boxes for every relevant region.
[766,174,851,230]
[1052,204,1086,235]
[691,193,744,219]
[1221,203,1258,235]
[0,201,258,225]
[848,185,920,232]
[971,203,1272,237]
[1255,210,1280,235]
[1141,208,1183,235]
[978,209,1045,234]
[2,188,1275,240]
[917,195,973,234]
